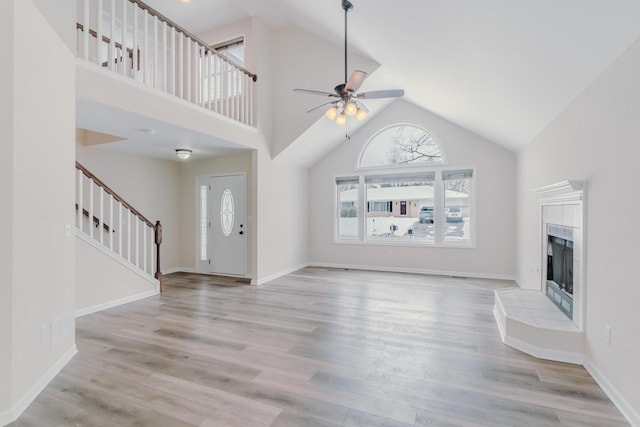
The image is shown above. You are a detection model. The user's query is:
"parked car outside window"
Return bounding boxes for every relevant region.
[419,207,434,224]
[446,207,463,222]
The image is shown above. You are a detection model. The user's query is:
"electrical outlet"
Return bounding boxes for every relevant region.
[604,325,611,345]
[64,223,72,237]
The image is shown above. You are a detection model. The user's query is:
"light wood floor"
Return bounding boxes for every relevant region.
[11,268,628,426]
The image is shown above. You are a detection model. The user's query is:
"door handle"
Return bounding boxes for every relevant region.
[239,230,244,235]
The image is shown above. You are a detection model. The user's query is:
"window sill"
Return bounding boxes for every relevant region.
[332,240,476,249]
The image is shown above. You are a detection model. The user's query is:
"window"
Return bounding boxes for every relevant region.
[358,124,445,169]
[336,123,473,246]
[204,37,245,101]
[335,170,474,246]
[199,184,207,261]
[336,177,359,240]
[443,170,473,243]
[364,173,435,243]
[213,37,244,67]
[220,188,234,237]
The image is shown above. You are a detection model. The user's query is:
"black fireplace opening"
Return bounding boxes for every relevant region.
[546,228,574,319]
[547,236,573,294]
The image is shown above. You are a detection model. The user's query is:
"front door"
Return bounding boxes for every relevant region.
[208,174,246,276]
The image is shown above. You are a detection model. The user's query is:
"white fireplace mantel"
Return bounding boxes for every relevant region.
[532,180,584,204]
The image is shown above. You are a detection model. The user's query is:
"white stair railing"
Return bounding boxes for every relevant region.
[75,162,162,288]
[75,0,257,127]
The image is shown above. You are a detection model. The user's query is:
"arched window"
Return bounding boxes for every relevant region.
[357,124,446,169]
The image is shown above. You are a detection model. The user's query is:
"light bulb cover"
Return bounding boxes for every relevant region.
[175,149,192,160]
[336,112,347,125]
[345,101,357,116]
[325,106,338,120]
[356,108,368,120]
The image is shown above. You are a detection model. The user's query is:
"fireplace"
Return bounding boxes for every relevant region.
[545,224,573,319]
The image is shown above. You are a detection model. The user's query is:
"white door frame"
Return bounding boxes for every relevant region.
[195,172,249,277]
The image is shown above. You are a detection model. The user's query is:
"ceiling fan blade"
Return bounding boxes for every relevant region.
[357,89,405,99]
[293,88,339,97]
[306,102,336,114]
[345,70,367,93]
[355,100,369,113]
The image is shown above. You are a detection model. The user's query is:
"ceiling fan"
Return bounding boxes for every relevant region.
[293,0,404,127]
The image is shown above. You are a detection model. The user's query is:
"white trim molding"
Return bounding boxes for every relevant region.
[252,263,310,286]
[162,267,196,275]
[532,180,584,204]
[309,262,516,281]
[75,288,159,318]
[0,345,77,426]
[584,359,640,427]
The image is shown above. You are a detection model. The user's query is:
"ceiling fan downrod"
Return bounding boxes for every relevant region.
[343,0,353,87]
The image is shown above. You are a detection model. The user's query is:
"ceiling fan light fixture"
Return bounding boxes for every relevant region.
[336,112,347,125]
[344,101,358,116]
[325,106,338,120]
[356,108,367,121]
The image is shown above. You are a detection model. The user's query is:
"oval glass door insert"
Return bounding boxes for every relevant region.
[220,189,234,236]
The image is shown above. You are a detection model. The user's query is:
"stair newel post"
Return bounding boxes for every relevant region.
[154,220,163,292]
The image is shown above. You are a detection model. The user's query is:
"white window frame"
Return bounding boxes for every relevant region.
[356,123,448,171]
[333,167,476,248]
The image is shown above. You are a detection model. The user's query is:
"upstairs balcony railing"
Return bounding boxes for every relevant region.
[76,0,257,127]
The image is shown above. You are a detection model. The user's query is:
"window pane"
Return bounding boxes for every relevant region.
[200,185,207,261]
[359,125,444,168]
[444,171,472,243]
[336,179,359,240]
[220,189,234,237]
[365,179,435,243]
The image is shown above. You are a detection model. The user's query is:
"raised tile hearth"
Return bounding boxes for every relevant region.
[494,288,583,364]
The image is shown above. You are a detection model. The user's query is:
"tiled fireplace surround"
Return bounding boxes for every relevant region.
[494,181,584,364]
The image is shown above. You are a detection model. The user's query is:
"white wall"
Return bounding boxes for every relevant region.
[0,0,14,416]
[178,153,253,271]
[76,141,181,271]
[255,149,310,282]
[516,39,640,421]
[249,20,310,282]
[30,0,75,51]
[309,99,516,278]
[2,0,77,420]
[76,237,157,314]
[269,26,379,157]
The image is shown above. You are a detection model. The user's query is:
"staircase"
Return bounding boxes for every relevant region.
[75,162,162,316]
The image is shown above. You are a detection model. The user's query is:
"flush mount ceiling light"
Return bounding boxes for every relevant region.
[175,149,192,160]
[293,0,404,131]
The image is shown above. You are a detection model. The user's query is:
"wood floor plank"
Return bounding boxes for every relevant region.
[9,268,629,426]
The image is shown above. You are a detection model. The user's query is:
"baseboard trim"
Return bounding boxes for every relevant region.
[162,267,195,275]
[75,288,159,318]
[308,262,516,281]
[0,345,77,426]
[584,358,640,426]
[252,263,310,286]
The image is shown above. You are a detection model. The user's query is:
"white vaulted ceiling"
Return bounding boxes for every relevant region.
[144,0,640,152]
